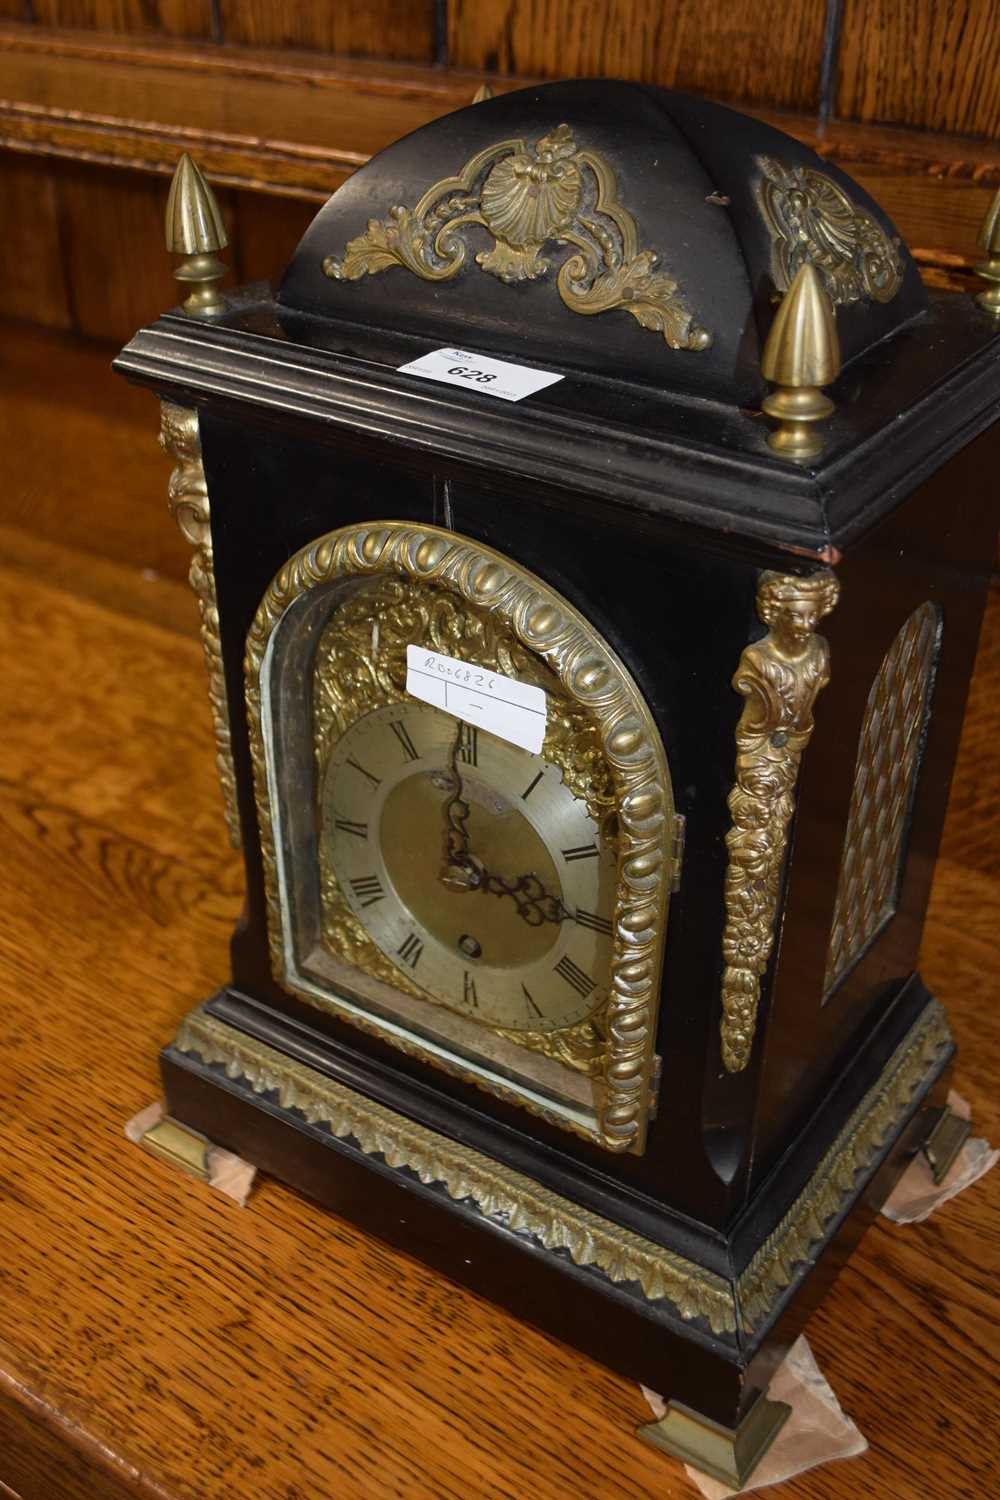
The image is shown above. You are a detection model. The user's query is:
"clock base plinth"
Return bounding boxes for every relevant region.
[637,1391,792,1487]
[157,982,953,1467]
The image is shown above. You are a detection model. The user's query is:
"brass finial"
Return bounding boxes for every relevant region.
[165,153,229,317]
[974,187,1000,316]
[761,262,841,461]
[472,83,495,103]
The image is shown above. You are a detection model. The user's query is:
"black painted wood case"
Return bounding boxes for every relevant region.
[115,79,1000,1455]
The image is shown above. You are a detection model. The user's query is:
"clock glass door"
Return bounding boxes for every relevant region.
[248,523,675,1153]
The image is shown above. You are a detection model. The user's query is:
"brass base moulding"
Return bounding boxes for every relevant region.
[169,995,951,1342]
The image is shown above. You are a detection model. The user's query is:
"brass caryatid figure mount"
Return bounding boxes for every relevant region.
[720,571,839,1073]
[974,187,1000,316]
[165,153,229,317]
[323,123,712,354]
[761,262,841,462]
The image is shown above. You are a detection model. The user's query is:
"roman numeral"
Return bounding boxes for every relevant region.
[521,770,544,801]
[457,723,478,766]
[346,757,380,789]
[349,874,385,908]
[562,843,599,862]
[575,909,613,936]
[554,955,595,999]
[463,971,478,1007]
[334,817,368,840]
[390,721,419,762]
[522,983,542,1019]
[397,933,424,969]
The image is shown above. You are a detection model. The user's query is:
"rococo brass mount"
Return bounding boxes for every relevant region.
[324,124,712,354]
[159,402,241,847]
[755,156,904,307]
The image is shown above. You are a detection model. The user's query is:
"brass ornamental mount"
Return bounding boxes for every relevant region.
[323,124,712,354]
[761,262,841,462]
[165,153,229,317]
[159,402,242,847]
[719,570,839,1073]
[173,993,950,1334]
[755,156,904,307]
[974,187,1000,316]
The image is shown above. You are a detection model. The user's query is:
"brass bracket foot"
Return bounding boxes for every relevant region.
[138,1114,213,1181]
[637,1391,792,1487]
[921,1105,971,1183]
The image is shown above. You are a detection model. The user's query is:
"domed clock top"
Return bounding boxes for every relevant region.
[279,79,926,405]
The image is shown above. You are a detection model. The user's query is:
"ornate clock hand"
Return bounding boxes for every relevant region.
[479,869,569,927]
[439,723,483,892]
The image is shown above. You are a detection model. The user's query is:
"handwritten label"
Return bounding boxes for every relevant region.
[405,645,546,753]
[396,347,564,403]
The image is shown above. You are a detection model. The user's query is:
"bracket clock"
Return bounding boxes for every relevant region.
[115,81,1000,1486]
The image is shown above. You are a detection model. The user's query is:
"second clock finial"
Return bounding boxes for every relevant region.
[165,153,229,318]
[761,262,841,462]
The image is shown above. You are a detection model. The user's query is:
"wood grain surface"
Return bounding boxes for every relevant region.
[448,0,828,112]
[0,319,997,1498]
[217,0,437,61]
[31,0,213,39]
[0,152,71,329]
[837,0,1000,140]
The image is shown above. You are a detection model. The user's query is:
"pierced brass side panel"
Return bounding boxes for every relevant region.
[755,156,904,307]
[159,402,241,848]
[823,603,940,995]
[720,570,839,1073]
[323,124,712,354]
[244,523,677,1154]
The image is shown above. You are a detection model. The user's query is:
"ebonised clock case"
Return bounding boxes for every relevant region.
[115,277,1000,1433]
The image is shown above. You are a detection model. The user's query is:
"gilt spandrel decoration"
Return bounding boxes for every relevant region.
[824,602,940,994]
[720,571,840,1073]
[323,123,712,354]
[755,156,904,307]
[160,401,241,848]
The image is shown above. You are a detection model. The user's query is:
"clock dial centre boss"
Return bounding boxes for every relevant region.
[248,524,678,1151]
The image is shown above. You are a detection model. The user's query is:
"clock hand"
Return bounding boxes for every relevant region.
[439,724,483,892]
[437,724,570,924]
[479,869,569,927]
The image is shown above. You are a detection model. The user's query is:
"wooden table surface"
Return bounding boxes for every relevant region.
[0,326,997,1500]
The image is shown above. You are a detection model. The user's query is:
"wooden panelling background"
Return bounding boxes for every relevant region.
[837,0,1000,138]
[0,1,998,344]
[448,0,829,112]
[217,1,439,59]
[31,1,214,38]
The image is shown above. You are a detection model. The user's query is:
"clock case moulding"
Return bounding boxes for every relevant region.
[115,79,1000,1465]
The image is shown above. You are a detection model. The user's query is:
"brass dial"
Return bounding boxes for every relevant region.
[322,701,616,1035]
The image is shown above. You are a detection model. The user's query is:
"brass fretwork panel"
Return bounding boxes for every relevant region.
[823,603,940,994]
